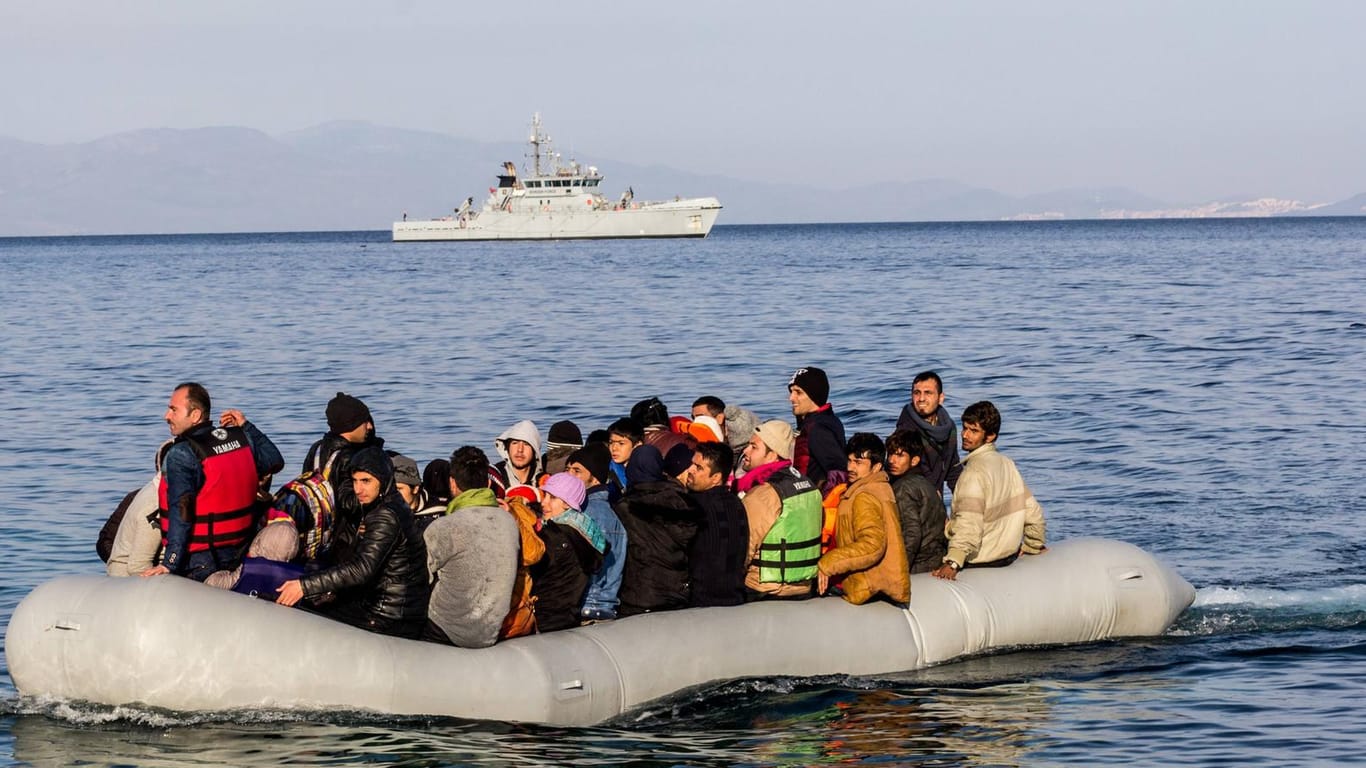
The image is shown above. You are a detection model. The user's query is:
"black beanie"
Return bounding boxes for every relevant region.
[567,442,611,485]
[547,420,583,446]
[662,443,696,479]
[326,392,372,434]
[788,367,830,407]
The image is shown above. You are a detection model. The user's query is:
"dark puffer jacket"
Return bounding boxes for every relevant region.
[890,470,948,575]
[614,478,699,617]
[299,446,429,637]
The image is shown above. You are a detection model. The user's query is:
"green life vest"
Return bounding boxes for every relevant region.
[753,468,823,584]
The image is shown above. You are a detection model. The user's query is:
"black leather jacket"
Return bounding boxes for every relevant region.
[299,446,428,626]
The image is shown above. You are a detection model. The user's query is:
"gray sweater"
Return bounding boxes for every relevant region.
[423,505,519,648]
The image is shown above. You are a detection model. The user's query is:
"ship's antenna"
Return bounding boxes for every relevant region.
[529,113,543,178]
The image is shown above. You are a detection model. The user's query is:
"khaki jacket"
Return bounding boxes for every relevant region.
[818,470,909,605]
[946,443,1046,567]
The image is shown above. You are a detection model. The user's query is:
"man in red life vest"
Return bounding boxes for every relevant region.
[141,382,283,581]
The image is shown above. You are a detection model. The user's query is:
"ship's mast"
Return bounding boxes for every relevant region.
[528,113,549,178]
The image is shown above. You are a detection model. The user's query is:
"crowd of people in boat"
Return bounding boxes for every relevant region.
[97,367,1047,644]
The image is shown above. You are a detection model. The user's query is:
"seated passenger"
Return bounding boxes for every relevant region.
[142,384,284,582]
[566,443,629,623]
[204,513,303,600]
[816,433,910,606]
[684,441,749,607]
[885,430,948,575]
[631,397,696,456]
[412,457,454,531]
[613,444,699,616]
[421,458,451,509]
[302,392,384,555]
[106,441,172,577]
[722,401,762,480]
[690,396,729,441]
[422,446,523,647]
[933,401,1047,579]
[276,446,430,639]
[529,473,606,632]
[738,420,822,600]
[500,490,545,640]
[542,420,584,477]
[390,454,425,511]
[605,417,644,502]
[788,366,847,493]
[492,419,542,497]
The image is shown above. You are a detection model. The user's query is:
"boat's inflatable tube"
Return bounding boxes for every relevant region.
[5,538,1193,726]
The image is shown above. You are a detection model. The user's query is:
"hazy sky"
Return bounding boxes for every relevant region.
[4,1,1363,202]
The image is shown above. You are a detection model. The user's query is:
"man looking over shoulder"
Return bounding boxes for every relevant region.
[933,401,1046,580]
[895,370,962,494]
[142,382,283,581]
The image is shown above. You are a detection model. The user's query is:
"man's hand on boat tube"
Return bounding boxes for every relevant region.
[277,579,304,606]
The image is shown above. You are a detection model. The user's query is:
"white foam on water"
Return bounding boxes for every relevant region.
[1193,584,1366,610]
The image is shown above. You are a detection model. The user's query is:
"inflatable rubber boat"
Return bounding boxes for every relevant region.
[5,538,1193,726]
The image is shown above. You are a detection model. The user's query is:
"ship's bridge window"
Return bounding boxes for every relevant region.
[585,179,600,187]
[525,180,540,188]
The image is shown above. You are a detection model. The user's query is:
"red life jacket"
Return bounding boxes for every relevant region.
[159,425,259,553]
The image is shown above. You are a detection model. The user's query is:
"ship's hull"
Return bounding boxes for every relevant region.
[393,198,722,242]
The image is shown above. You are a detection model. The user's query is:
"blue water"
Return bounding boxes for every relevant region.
[1,219,1364,766]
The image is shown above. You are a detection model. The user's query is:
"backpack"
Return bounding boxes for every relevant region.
[271,450,341,561]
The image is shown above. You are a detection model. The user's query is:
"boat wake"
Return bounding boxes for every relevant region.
[1171,584,1366,636]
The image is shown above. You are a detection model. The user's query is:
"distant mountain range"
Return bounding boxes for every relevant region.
[0,122,1361,236]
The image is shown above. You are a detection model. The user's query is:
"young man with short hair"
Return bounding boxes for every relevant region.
[932,401,1046,580]
[142,382,283,581]
[685,441,749,607]
[421,446,522,647]
[885,430,948,574]
[816,433,909,606]
[691,395,728,440]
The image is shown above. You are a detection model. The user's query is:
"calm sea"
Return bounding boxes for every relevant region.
[1,219,1364,766]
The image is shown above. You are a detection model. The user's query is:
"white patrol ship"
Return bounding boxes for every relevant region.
[392,114,722,242]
